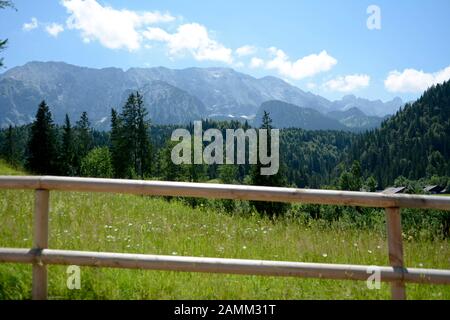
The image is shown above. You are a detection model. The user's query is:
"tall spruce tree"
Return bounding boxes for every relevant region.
[61,114,77,176]
[250,111,289,216]
[76,111,93,159]
[121,93,138,177]
[27,101,59,174]
[3,125,19,166]
[120,92,151,178]
[110,108,128,178]
[135,92,151,178]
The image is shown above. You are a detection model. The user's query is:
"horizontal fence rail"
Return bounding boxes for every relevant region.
[1,176,450,210]
[0,176,450,300]
[1,248,450,285]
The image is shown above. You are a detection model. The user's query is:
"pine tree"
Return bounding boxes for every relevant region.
[61,114,77,176]
[110,108,128,178]
[135,92,151,178]
[120,92,152,178]
[2,125,19,166]
[250,111,289,216]
[26,101,59,174]
[76,111,93,159]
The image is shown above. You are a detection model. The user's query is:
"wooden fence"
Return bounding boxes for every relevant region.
[0,176,450,300]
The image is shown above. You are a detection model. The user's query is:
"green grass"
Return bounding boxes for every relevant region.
[0,163,449,300]
[0,159,24,176]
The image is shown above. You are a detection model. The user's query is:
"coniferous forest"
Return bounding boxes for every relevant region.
[2,80,449,193]
[2,81,450,239]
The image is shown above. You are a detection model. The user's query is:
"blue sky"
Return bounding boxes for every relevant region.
[1,0,450,101]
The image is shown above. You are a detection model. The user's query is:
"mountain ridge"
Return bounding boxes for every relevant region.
[0,61,404,129]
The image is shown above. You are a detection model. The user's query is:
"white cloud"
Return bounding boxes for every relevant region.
[22,17,38,31]
[142,27,171,42]
[57,0,341,75]
[235,45,257,57]
[324,74,370,92]
[143,23,233,64]
[249,57,264,68]
[384,66,450,93]
[138,11,176,24]
[265,48,337,80]
[46,23,64,37]
[61,0,175,51]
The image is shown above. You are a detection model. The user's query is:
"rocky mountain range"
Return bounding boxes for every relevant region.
[0,61,404,130]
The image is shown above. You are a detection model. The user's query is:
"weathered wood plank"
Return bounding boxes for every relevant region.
[386,207,406,300]
[1,248,449,285]
[32,189,49,301]
[1,176,450,210]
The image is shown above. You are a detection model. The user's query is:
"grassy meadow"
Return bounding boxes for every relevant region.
[0,160,449,300]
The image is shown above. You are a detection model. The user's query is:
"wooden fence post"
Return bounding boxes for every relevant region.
[32,189,49,300]
[385,207,406,300]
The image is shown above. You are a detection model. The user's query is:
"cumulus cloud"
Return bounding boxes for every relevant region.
[22,17,38,31]
[265,48,337,80]
[249,57,264,68]
[46,23,64,37]
[143,23,233,64]
[235,45,257,57]
[57,0,340,73]
[324,74,370,92]
[384,66,450,93]
[61,0,175,51]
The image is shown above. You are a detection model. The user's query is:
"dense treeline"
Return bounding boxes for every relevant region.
[348,80,450,189]
[0,96,293,216]
[2,81,450,192]
[0,114,110,174]
[280,129,353,188]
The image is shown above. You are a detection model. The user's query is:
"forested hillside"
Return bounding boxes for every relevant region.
[280,129,353,188]
[349,80,450,187]
[1,80,449,192]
